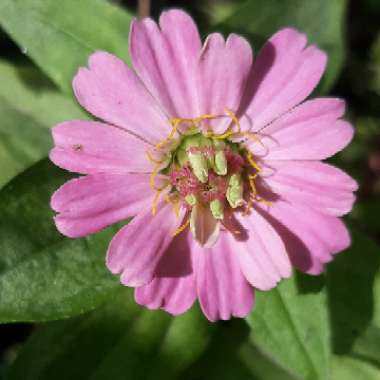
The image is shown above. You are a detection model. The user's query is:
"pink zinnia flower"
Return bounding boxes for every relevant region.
[50,10,357,321]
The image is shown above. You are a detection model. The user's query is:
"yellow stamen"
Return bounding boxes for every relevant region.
[241,132,265,148]
[156,120,180,149]
[246,151,262,172]
[151,189,162,216]
[149,162,161,190]
[224,108,241,133]
[243,197,253,215]
[193,114,216,125]
[221,220,241,235]
[205,108,241,140]
[248,174,257,196]
[155,114,222,151]
[165,195,181,219]
[252,195,272,207]
[146,149,165,164]
[207,129,236,140]
[172,218,190,236]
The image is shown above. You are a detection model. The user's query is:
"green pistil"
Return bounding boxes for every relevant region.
[226,173,244,208]
[185,194,197,206]
[213,140,227,175]
[210,199,224,220]
[183,135,213,183]
[188,152,209,183]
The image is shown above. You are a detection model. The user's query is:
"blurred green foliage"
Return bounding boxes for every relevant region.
[0,0,379,379]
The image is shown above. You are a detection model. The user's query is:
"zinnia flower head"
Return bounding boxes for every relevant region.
[50,9,357,321]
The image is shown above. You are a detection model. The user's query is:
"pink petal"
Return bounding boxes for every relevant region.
[197,33,252,133]
[51,173,158,238]
[234,208,292,291]
[106,202,185,287]
[130,9,201,117]
[263,160,358,216]
[263,201,351,275]
[195,234,254,321]
[242,28,327,131]
[73,51,169,144]
[247,98,354,160]
[50,120,153,174]
[135,231,197,315]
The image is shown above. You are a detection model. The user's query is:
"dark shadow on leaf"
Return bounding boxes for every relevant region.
[180,319,258,380]
[15,64,56,93]
[327,226,380,356]
[295,271,325,294]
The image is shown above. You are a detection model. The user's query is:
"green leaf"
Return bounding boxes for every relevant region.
[0,0,133,93]
[182,319,295,380]
[217,0,347,92]
[352,199,380,231]
[0,59,85,188]
[332,355,380,380]
[370,32,380,95]
[327,228,380,367]
[6,290,212,380]
[0,159,122,323]
[247,274,330,380]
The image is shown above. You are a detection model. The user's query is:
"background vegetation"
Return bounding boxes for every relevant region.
[0,0,379,379]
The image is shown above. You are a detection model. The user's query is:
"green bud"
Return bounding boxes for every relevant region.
[214,150,227,175]
[185,194,197,206]
[177,148,188,166]
[183,135,212,183]
[184,134,211,149]
[210,199,224,220]
[188,152,208,183]
[213,140,225,149]
[226,174,244,208]
[212,140,227,175]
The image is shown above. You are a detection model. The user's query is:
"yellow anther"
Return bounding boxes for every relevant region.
[146,149,165,164]
[224,108,241,133]
[204,108,242,140]
[165,194,181,219]
[242,132,265,148]
[172,218,190,237]
[221,220,241,235]
[193,114,216,125]
[243,197,253,215]
[149,162,161,190]
[246,151,261,172]
[207,129,236,140]
[248,174,257,196]
[149,162,169,194]
[156,120,179,150]
[151,189,162,216]
[255,197,272,207]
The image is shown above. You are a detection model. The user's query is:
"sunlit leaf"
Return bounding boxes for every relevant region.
[247,274,330,380]
[332,355,380,380]
[0,60,85,188]
[0,0,133,93]
[217,0,347,92]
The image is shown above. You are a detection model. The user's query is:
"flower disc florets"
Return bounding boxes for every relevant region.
[147,111,267,245]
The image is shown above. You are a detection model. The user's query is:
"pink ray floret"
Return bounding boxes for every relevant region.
[50,9,357,321]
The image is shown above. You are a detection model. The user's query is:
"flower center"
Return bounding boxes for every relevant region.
[146,109,269,238]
